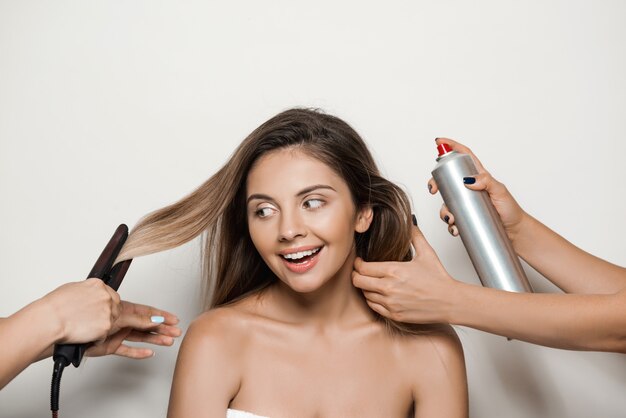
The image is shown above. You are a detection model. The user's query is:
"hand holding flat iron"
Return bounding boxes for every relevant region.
[0,278,181,390]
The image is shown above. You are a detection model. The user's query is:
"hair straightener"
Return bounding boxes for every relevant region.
[50,224,132,418]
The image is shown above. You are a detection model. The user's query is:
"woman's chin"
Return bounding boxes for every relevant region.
[282,276,327,294]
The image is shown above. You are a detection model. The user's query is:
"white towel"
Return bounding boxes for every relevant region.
[226,408,270,418]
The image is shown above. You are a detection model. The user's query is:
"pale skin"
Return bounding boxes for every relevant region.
[168,149,468,418]
[0,278,182,390]
[353,138,626,353]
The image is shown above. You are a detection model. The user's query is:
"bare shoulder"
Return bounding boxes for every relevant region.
[168,303,260,417]
[176,305,251,378]
[184,293,273,354]
[396,325,468,417]
[188,305,251,343]
[187,290,277,344]
[397,324,464,362]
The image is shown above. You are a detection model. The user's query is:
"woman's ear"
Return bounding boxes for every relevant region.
[355,206,374,233]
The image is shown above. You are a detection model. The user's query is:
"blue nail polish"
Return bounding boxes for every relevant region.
[444,215,450,223]
[463,177,476,184]
[151,315,165,324]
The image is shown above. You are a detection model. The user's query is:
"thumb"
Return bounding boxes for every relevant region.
[462,171,507,197]
[410,224,434,257]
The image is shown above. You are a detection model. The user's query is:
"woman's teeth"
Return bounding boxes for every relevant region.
[281,247,321,261]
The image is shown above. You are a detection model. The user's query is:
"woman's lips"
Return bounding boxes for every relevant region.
[280,247,322,274]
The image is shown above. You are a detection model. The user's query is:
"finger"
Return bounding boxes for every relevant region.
[427,177,438,195]
[352,270,386,293]
[361,290,387,306]
[448,224,459,237]
[94,337,107,345]
[102,285,122,325]
[365,300,391,319]
[145,307,179,326]
[124,330,175,346]
[150,323,183,338]
[115,309,159,331]
[103,284,121,307]
[113,344,155,360]
[127,302,180,325]
[439,204,454,225]
[117,301,180,330]
[436,137,487,172]
[353,258,398,279]
[86,330,127,356]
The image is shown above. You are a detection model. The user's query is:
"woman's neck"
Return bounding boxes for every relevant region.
[268,251,375,329]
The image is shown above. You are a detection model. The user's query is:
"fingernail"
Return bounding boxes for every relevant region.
[428,183,433,193]
[151,315,165,324]
[435,137,439,142]
[463,177,476,184]
[411,214,417,226]
[444,215,450,223]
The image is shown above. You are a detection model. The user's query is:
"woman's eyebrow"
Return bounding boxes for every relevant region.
[246,193,273,205]
[246,184,336,204]
[296,184,336,197]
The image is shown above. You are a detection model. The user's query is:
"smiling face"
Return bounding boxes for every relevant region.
[246,147,372,294]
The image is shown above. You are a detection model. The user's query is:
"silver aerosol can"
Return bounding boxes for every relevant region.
[431,143,533,293]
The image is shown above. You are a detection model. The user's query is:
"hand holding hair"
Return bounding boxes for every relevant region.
[352,223,460,324]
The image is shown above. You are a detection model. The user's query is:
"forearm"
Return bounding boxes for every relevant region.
[511,214,626,294]
[0,300,61,389]
[449,282,626,352]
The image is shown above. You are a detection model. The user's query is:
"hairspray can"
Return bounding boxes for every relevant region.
[431,143,533,293]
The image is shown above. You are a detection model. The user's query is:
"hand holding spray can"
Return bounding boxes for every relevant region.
[431,143,533,293]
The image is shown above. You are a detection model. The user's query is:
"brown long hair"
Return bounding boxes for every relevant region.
[117,108,431,334]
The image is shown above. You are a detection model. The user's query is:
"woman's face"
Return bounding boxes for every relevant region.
[246,148,372,294]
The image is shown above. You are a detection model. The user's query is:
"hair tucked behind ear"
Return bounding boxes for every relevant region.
[116,108,443,336]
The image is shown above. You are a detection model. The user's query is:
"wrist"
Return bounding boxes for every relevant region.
[508,211,533,250]
[445,280,481,326]
[440,277,468,324]
[510,212,542,260]
[33,294,67,345]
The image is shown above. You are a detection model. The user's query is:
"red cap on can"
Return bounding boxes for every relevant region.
[437,143,452,157]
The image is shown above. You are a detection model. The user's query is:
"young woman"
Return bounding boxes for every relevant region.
[116,109,468,417]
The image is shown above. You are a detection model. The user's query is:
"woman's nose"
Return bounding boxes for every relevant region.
[278,209,307,242]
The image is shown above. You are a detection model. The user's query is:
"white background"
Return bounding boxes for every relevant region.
[1,1,625,417]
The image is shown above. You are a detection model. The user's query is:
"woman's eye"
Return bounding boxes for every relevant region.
[304,199,324,210]
[255,207,275,218]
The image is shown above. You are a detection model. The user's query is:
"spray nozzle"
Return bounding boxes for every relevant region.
[437,143,453,157]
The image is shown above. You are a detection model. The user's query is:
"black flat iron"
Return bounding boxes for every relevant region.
[50,224,132,417]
